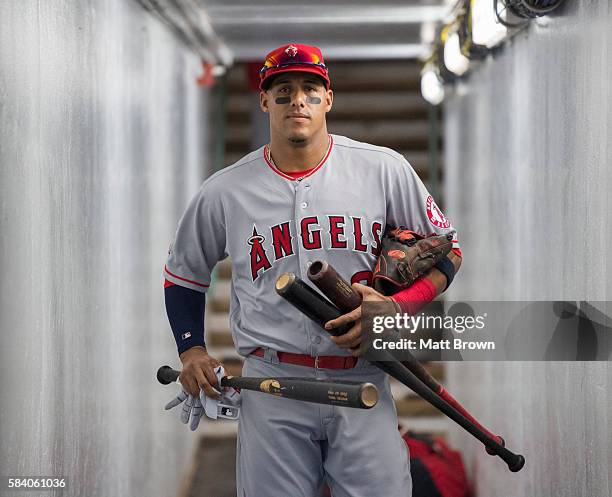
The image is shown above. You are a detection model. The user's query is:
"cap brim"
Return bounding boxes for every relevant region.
[260,66,330,91]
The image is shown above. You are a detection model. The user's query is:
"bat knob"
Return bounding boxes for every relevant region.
[508,454,525,472]
[486,436,505,455]
[157,365,176,385]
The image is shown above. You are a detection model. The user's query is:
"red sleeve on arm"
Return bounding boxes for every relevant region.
[391,277,437,315]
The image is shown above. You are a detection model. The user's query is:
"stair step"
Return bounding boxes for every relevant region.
[210,299,230,313]
[209,280,232,313]
[395,396,444,417]
[328,119,429,142]
[207,329,235,348]
[221,358,244,377]
[197,420,239,437]
[205,346,243,363]
[215,258,232,279]
[398,416,449,437]
[206,311,229,331]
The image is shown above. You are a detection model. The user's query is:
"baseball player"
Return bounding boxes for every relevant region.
[163,43,462,497]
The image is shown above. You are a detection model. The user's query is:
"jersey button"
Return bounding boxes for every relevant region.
[300,202,308,208]
[313,336,321,344]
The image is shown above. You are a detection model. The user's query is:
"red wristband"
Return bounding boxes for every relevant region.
[391,277,437,315]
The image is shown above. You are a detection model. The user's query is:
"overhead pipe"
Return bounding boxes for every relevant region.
[135,0,233,68]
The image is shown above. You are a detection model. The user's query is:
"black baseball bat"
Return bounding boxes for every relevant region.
[156,365,378,409]
[275,272,351,336]
[307,259,507,455]
[276,272,525,472]
[371,355,524,471]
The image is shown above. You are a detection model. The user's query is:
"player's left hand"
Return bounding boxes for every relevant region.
[325,283,397,356]
[165,389,205,431]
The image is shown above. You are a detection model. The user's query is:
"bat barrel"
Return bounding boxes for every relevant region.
[157,366,378,409]
[307,261,362,313]
[222,375,379,409]
[275,272,349,335]
[359,383,379,408]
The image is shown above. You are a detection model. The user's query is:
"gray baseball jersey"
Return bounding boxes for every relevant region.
[164,134,458,357]
[164,133,459,496]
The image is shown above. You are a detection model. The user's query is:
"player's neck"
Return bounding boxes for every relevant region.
[268,130,331,173]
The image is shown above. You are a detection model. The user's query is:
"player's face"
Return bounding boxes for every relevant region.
[260,73,333,145]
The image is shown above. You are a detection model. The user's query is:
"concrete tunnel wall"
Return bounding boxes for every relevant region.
[443,1,611,496]
[0,1,211,496]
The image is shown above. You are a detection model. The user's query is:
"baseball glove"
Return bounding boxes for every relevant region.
[372,227,453,295]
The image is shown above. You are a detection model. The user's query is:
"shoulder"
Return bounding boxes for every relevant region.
[199,147,265,193]
[331,134,409,166]
[331,135,414,178]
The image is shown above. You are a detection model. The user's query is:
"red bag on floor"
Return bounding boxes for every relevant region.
[403,430,470,497]
[322,430,469,497]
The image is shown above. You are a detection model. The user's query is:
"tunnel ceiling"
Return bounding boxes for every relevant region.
[199,0,449,61]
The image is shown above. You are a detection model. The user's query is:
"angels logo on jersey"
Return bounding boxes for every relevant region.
[248,226,272,281]
[426,195,451,229]
[247,216,383,282]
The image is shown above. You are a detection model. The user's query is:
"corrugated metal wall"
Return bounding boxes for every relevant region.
[0,1,210,496]
[444,1,611,496]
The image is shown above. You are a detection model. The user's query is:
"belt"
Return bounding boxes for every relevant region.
[251,347,358,370]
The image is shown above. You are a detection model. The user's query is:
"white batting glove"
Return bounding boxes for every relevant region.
[165,388,209,431]
[164,366,240,430]
[201,366,241,420]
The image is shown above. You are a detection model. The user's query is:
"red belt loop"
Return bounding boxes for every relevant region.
[251,348,357,370]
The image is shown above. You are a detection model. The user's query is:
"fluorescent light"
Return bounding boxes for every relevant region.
[471,0,507,48]
[421,68,445,106]
[444,32,469,76]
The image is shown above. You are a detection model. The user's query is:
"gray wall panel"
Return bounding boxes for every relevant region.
[0,1,210,496]
[444,1,611,496]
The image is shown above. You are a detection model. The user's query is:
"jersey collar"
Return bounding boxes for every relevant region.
[263,135,333,181]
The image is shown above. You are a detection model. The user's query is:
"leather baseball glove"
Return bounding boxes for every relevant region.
[372,227,453,295]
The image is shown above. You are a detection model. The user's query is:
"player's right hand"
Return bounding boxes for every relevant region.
[178,346,222,399]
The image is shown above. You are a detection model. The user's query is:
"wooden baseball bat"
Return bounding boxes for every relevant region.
[275,272,350,336]
[277,271,525,472]
[156,365,378,409]
[307,259,506,454]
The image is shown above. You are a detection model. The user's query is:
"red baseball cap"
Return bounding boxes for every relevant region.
[259,43,330,91]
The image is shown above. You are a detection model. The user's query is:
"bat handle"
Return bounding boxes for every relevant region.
[437,386,505,454]
[157,365,180,385]
[308,260,515,461]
